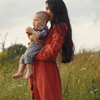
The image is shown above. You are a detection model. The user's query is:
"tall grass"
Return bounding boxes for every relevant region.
[0,49,100,100]
[61,50,100,100]
[0,56,31,100]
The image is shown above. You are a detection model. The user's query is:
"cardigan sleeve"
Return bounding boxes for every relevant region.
[35,24,68,61]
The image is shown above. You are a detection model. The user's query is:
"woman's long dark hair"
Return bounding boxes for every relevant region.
[46,0,75,63]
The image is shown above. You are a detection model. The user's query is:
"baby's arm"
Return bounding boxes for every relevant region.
[26,26,47,45]
[26,26,40,38]
[36,25,48,40]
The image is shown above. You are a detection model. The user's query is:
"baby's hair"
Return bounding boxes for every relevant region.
[36,11,50,23]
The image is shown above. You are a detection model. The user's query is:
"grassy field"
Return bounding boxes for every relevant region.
[0,49,100,100]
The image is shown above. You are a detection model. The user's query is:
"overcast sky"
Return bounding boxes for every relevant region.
[0,0,100,53]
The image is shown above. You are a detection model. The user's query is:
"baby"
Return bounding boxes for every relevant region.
[12,11,49,80]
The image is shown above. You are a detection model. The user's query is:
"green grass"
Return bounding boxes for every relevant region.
[0,56,31,100]
[60,50,100,100]
[0,50,100,100]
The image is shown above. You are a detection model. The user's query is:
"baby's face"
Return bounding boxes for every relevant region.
[33,14,44,29]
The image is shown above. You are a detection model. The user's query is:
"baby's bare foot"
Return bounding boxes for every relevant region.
[24,70,33,80]
[12,72,23,79]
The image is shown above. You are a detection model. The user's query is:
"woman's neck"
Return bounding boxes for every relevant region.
[50,21,55,29]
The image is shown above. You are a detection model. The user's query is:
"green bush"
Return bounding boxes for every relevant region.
[7,44,26,59]
[0,44,26,69]
[0,51,7,69]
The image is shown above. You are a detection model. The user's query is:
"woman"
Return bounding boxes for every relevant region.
[26,0,75,100]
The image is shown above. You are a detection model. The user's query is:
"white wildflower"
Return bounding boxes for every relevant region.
[12,86,16,88]
[88,55,94,61]
[90,55,93,57]
[80,68,86,70]
[62,91,64,93]
[82,68,86,70]
[25,93,29,95]
[94,89,98,91]
[17,85,23,87]
[90,91,94,93]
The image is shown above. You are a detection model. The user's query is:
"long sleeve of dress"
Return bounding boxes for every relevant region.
[35,24,68,61]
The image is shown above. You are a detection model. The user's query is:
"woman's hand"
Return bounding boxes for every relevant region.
[29,35,36,42]
[29,35,45,45]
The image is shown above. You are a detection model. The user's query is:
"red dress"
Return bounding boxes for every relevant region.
[30,23,68,100]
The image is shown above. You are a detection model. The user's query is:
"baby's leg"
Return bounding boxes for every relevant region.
[12,63,25,79]
[24,64,33,80]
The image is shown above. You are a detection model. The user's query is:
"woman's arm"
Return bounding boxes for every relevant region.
[35,24,68,61]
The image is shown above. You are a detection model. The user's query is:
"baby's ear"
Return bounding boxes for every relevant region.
[42,20,47,25]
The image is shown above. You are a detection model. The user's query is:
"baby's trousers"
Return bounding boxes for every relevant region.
[20,41,43,64]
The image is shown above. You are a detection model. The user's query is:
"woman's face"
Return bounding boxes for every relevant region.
[45,3,53,21]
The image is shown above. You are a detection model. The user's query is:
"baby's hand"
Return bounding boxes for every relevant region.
[27,34,31,39]
[26,26,33,34]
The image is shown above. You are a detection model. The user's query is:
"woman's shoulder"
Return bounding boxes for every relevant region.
[56,22,68,33]
[51,22,67,32]
[58,22,68,29]
[49,22,68,34]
